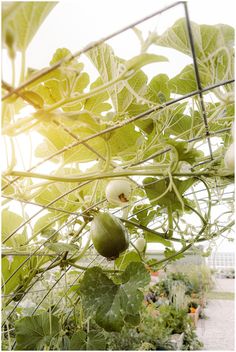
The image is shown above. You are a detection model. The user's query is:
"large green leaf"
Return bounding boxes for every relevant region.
[87,43,167,113]
[155,19,234,89]
[80,262,150,332]
[115,250,141,270]
[15,313,60,350]
[2,256,28,296]
[109,124,141,160]
[84,78,111,114]
[145,74,170,103]
[163,138,204,164]
[2,209,27,247]
[163,108,202,140]
[33,181,79,213]
[169,64,198,94]
[31,48,89,109]
[143,177,196,210]
[35,112,108,163]
[155,18,234,59]
[116,70,148,113]
[2,2,57,51]
[70,331,106,350]
[144,232,172,247]
[33,213,57,235]
[46,242,79,253]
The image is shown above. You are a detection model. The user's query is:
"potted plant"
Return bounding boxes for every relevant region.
[187,301,201,327]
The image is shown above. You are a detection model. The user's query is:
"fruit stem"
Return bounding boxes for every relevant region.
[167,205,173,239]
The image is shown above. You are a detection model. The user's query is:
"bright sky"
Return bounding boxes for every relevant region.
[22,0,236,69]
[2,0,235,253]
[2,0,236,81]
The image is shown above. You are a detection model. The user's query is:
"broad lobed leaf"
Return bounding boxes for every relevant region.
[79,262,150,332]
[15,313,60,350]
[2,2,57,51]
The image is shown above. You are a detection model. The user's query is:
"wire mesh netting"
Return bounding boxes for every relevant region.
[1,1,235,350]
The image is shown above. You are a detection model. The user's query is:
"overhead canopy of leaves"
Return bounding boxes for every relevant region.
[86,43,167,112]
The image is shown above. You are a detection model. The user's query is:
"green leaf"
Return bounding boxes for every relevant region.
[86,43,121,111]
[116,69,148,113]
[169,65,197,94]
[164,248,184,262]
[34,140,61,163]
[109,124,140,160]
[36,114,107,163]
[125,53,168,72]
[80,262,150,332]
[155,18,234,59]
[33,213,57,235]
[87,43,120,84]
[169,64,212,95]
[115,250,141,270]
[145,74,170,103]
[20,90,45,108]
[70,331,106,350]
[31,48,89,109]
[1,178,15,196]
[36,78,65,104]
[143,177,196,210]
[2,2,57,51]
[73,72,90,94]
[50,47,72,65]
[155,19,234,88]
[144,232,172,247]
[164,138,204,164]
[87,43,160,113]
[164,106,203,140]
[2,209,27,247]
[2,256,28,296]
[15,313,60,350]
[46,242,79,253]
[33,182,79,213]
[84,77,111,114]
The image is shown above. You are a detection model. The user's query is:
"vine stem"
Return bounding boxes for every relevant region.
[130,242,144,262]
[167,205,173,239]
[6,169,218,182]
[147,176,212,267]
[46,74,125,112]
[19,50,26,83]
[2,115,37,135]
[11,57,15,87]
[69,234,91,263]
[67,261,123,273]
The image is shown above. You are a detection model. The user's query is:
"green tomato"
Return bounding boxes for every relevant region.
[91,212,129,259]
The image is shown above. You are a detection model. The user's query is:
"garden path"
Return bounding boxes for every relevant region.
[196,279,235,351]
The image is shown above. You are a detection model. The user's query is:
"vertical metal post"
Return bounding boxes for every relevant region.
[183,1,213,160]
